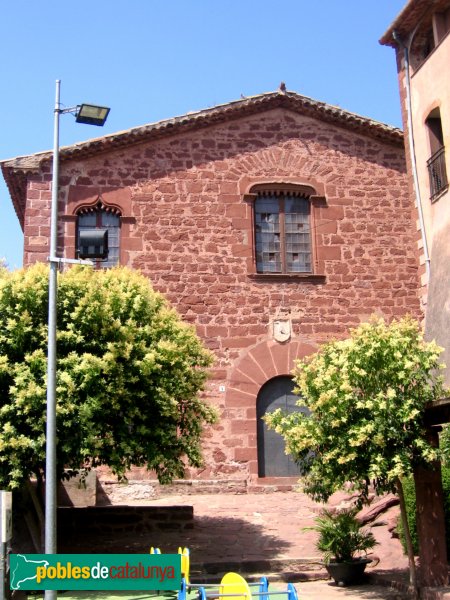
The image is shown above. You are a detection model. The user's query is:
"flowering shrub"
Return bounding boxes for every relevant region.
[0,264,216,489]
[266,316,446,502]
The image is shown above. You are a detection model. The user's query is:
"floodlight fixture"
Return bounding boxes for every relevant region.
[75,103,110,126]
[78,229,109,259]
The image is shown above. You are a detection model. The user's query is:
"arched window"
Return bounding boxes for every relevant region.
[426,108,448,200]
[257,376,309,477]
[77,203,121,268]
[254,191,312,274]
[426,109,444,156]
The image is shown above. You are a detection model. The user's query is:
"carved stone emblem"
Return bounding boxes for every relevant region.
[273,319,291,343]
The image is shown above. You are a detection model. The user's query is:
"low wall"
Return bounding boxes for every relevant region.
[58,505,194,538]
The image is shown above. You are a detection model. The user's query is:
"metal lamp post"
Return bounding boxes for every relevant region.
[45,80,109,600]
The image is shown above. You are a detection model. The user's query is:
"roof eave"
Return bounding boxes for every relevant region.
[3,92,404,171]
[1,90,405,228]
[380,0,413,47]
[1,163,28,230]
[380,0,450,46]
[67,91,405,155]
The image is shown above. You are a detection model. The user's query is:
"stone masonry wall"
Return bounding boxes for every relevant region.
[23,107,421,493]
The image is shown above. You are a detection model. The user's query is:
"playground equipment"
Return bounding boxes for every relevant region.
[198,572,251,600]
[181,573,269,600]
[179,547,190,583]
[150,546,189,599]
[189,575,268,594]
[149,546,298,600]
[150,546,188,579]
[196,572,298,600]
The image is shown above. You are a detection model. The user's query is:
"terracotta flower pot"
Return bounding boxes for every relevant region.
[325,557,372,586]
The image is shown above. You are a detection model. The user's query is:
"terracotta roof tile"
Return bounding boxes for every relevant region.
[2,91,403,172]
[380,0,450,46]
[1,90,404,228]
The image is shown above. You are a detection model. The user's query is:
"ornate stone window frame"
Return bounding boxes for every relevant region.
[61,186,137,266]
[76,200,122,268]
[243,182,327,282]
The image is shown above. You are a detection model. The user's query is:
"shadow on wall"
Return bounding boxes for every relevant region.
[425,223,450,387]
[58,512,292,565]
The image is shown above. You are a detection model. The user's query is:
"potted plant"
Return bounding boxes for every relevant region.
[309,507,378,586]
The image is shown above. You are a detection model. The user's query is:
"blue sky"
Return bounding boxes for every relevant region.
[0,0,405,270]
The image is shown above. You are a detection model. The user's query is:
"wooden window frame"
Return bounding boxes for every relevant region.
[254,192,312,275]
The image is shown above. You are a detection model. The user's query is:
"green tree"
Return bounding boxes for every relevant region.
[0,264,216,489]
[265,316,446,592]
[440,424,450,466]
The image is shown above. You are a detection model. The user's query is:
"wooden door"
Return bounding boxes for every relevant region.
[257,376,307,477]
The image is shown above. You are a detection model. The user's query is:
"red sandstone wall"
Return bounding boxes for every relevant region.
[22,107,421,488]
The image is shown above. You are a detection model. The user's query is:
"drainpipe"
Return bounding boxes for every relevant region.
[393,30,431,284]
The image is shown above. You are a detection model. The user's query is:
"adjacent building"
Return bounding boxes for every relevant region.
[381,0,450,384]
[381,1,450,585]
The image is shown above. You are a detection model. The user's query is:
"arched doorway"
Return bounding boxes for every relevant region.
[257,376,307,477]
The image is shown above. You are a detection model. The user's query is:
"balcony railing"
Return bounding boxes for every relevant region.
[427,146,448,200]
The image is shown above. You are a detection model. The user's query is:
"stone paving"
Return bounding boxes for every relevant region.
[60,490,418,598]
[143,491,409,576]
[294,579,409,599]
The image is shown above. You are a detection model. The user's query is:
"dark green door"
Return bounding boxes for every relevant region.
[257,376,306,477]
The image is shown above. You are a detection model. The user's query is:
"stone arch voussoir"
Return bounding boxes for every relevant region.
[227,339,318,397]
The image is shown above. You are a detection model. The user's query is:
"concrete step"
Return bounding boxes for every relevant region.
[189,558,327,582]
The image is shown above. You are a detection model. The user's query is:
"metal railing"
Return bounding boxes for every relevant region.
[427,146,448,200]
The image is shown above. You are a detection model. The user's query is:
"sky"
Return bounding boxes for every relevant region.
[0,0,406,270]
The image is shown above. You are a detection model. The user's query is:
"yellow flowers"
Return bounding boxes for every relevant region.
[0,263,215,490]
[266,315,447,504]
[337,453,356,464]
[339,381,352,393]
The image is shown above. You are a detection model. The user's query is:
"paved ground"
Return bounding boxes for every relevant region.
[139,491,409,576]
[56,490,433,598]
[293,579,409,599]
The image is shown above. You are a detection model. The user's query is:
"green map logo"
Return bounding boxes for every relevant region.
[10,554,181,591]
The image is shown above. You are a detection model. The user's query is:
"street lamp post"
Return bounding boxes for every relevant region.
[45,80,109,600]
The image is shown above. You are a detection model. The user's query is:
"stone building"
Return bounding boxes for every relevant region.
[1,90,421,492]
